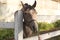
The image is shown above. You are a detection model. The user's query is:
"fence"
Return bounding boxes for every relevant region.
[0,11,60,40]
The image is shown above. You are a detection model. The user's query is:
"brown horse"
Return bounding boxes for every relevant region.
[21,1,38,38]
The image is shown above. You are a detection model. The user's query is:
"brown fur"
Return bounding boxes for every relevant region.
[21,1,38,38]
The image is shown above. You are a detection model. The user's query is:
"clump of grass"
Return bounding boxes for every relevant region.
[38,22,54,32]
[0,28,14,40]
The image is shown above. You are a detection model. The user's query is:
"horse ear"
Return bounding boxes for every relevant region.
[21,1,24,7]
[32,1,36,8]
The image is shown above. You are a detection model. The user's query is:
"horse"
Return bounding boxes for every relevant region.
[21,1,38,38]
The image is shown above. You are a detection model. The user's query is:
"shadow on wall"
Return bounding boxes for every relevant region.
[52,0,60,3]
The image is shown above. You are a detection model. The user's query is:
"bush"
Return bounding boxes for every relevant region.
[53,20,60,27]
[38,22,54,32]
[0,29,14,40]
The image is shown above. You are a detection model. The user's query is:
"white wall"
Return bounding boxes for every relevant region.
[37,15,60,23]
[36,0,60,15]
[0,0,60,22]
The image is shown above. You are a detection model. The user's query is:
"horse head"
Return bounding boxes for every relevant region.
[21,1,37,22]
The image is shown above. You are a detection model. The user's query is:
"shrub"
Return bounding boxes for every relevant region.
[53,20,60,27]
[38,22,54,32]
[0,29,14,40]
